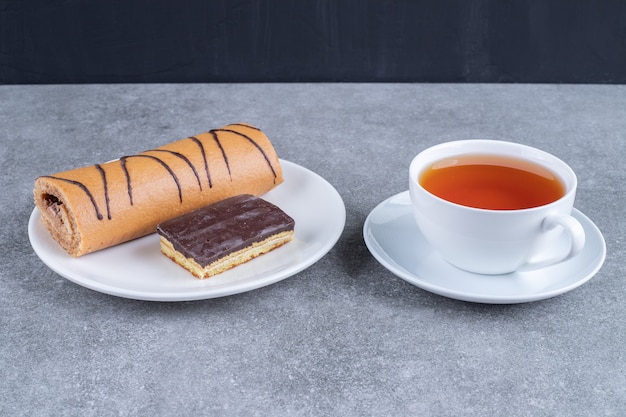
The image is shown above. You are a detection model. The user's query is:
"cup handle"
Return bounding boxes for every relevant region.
[519,214,586,271]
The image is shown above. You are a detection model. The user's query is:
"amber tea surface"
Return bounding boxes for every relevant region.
[419,154,566,210]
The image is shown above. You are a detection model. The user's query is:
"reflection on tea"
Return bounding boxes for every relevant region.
[419,154,565,210]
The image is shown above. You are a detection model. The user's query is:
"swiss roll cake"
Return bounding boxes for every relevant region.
[33,123,283,257]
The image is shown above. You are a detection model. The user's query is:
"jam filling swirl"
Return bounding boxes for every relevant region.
[41,175,104,220]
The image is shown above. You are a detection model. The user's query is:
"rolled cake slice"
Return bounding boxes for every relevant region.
[33,123,283,257]
[157,194,295,279]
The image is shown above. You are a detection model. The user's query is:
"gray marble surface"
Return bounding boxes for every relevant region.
[1,83,624,416]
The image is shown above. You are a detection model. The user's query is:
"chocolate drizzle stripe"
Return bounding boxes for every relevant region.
[227,123,262,132]
[213,128,278,182]
[189,136,212,188]
[120,157,133,205]
[209,130,232,180]
[42,176,104,220]
[120,155,183,204]
[147,149,203,191]
[94,164,111,220]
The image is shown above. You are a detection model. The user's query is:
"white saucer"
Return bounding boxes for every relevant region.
[363,191,606,304]
[29,160,346,301]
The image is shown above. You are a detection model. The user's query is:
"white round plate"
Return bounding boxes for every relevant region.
[363,191,606,304]
[29,160,346,301]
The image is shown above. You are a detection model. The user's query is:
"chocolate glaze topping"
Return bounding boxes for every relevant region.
[38,125,278,221]
[157,194,295,267]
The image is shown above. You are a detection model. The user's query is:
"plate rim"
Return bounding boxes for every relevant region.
[363,191,606,304]
[29,159,346,301]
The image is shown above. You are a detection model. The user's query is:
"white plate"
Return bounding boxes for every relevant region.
[363,191,606,304]
[29,160,345,301]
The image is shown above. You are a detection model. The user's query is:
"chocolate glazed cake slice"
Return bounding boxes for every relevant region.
[157,194,295,279]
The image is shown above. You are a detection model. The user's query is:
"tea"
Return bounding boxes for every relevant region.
[419,154,565,210]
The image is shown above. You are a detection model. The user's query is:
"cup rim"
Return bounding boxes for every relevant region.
[409,139,578,213]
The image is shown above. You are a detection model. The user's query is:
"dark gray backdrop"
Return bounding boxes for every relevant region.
[1,0,625,84]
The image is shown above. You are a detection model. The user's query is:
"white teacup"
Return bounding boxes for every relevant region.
[409,140,585,275]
